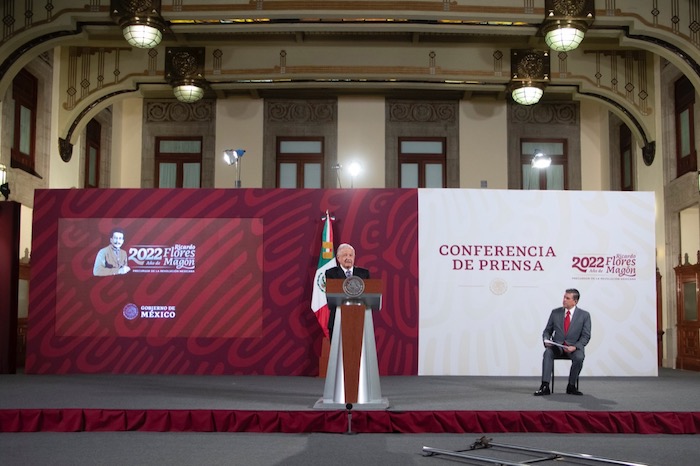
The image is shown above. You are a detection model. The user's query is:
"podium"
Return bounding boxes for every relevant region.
[314,278,389,410]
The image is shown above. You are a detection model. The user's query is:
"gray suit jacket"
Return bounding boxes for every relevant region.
[542,306,592,353]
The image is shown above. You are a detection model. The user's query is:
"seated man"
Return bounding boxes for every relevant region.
[534,288,591,396]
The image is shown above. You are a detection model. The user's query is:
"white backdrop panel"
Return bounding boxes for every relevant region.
[418,189,657,377]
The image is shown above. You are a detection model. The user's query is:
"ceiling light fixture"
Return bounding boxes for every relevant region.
[172,82,205,103]
[542,0,595,53]
[110,0,165,49]
[165,47,207,103]
[511,83,545,106]
[510,49,550,106]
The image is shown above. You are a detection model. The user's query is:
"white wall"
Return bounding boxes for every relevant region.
[460,100,508,189]
[20,204,32,260]
[112,98,143,188]
[680,206,700,261]
[580,99,609,191]
[49,49,80,189]
[338,96,385,188]
[215,97,264,188]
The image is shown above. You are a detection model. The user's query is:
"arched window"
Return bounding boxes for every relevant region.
[11,69,38,176]
[674,75,697,178]
[84,119,101,188]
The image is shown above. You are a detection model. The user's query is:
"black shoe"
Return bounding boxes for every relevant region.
[566,384,583,395]
[534,383,550,396]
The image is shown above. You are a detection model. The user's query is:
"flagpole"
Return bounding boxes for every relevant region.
[311,210,337,339]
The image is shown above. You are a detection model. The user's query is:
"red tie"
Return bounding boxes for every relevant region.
[564,310,571,334]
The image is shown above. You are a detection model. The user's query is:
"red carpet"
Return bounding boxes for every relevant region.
[2,409,699,434]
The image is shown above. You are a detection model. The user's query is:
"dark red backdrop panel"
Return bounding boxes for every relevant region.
[26,189,418,375]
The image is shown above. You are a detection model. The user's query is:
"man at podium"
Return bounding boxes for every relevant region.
[325,243,370,339]
[317,243,387,409]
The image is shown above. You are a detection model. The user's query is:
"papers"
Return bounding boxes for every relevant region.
[544,339,569,349]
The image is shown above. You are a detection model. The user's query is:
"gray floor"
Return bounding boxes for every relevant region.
[2,368,699,412]
[1,432,697,466]
[1,368,699,466]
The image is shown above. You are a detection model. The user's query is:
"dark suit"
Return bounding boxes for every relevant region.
[540,306,592,386]
[325,266,370,339]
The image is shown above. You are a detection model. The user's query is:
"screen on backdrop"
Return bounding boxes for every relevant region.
[56,217,263,339]
[418,189,657,377]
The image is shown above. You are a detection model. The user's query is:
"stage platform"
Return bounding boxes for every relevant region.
[1,368,699,436]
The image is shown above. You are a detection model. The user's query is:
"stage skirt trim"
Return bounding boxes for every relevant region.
[2,409,699,434]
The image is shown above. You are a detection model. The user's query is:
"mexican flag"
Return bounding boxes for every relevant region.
[311,212,336,338]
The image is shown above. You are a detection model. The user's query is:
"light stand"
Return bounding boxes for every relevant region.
[223,149,246,188]
[0,163,9,200]
[348,162,362,189]
[332,163,343,188]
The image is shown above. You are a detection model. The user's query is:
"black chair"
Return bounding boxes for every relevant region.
[551,353,579,393]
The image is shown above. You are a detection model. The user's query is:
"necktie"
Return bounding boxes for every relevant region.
[564,310,571,334]
[345,269,352,278]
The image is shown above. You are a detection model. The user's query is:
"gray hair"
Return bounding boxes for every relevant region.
[336,243,355,254]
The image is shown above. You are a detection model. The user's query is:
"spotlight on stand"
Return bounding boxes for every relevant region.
[165,47,207,103]
[531,151,552,169]
[223,149,246,188]
[0,163,9,200]
[223,149,245,165]
[510,49,550,106]
[332,163,343,188]
[348,162,362,188]
[541,0,595,53]
[110,0,165,49]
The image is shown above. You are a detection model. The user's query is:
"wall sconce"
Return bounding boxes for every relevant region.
[542,0,595,52]
[165,47,207,103]
[223,149,246,188]
[0,163,9,200]
[510,49,550,106]
[531,151,552,169]
[110,0,165,49]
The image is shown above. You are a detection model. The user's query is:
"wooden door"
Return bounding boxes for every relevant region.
[674,254,700,371]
